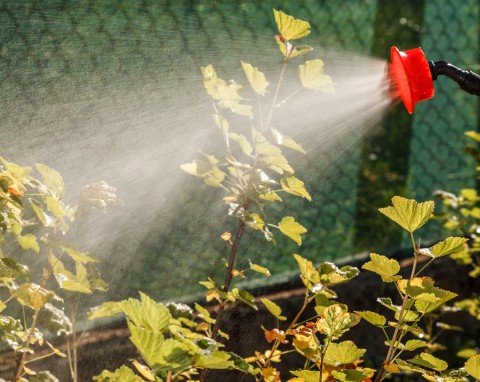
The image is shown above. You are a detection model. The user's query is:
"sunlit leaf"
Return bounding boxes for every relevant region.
[299,59,334,93]
[294,254,320,291]
[324,340,365,366]
[261,298,286,321]
[245,212,265,231]
[131,359,155,381]
[231,288,257,310]
[281,176,311,201]
[35,163,64,198]
[317,304,358,340]
[196,350,234,369]
[273,9,310,41]
[278,216,307,245]
[88,301,123,320]
[274,36,313,59]
[409,353,448,372]
[379,196,434,233]
[404,339,427,351]
[12,283,55,310]
[120,292,171,332]
[331,368,375,381]
[241,61,269,95]
[465,130,480,142]
[195,303,216,325]
[355,310,386,327]
[201,64,253,118]
[0,257,29,281]
[92,365,144,382]
[128,323,166,368]
[30,199,55,227]
[430,237,468,258]
[249,260,271,277]
[229,132,253,156]
[465,354,480,379]
[290,370,321,382]
[50,254,92,294]
[270,128,306,153]
[362,253,401,282]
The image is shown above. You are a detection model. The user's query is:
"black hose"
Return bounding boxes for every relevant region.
[429,60,480,96]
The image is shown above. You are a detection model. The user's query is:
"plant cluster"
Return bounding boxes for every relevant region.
[0,157,119,381]
[1,9,479,382]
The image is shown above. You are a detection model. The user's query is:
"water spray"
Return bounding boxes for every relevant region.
[391,46,480,113]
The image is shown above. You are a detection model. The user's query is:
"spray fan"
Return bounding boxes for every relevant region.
[390,46,480,113]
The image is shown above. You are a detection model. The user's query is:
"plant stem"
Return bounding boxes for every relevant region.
[69,298,78,382]
[374,235,420,382]
[264,57,289,131]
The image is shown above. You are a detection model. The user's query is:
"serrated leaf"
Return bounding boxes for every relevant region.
[12,283,55,310]
[324,340,366,366]
[281,175,311,201]
[274,36,313,59]
[273,9,310,40]
[294,254,320,291]
[379,196,434,233]
[120,293,172,332]
[245,212,265,231]
[299,59,335,93]
[355,310,386,327]
[50,254,92,294]
[229,133,253,156]
[465,354,480,379]
[249,260,271,277]
[404,339,427,351]
[241,61,269,95]
[362,253,401,282]
[131,359,155,381]
[278,216,307,245]
[331,368,374,381]
[409,353,448,372]
[290,370,321,382]
[317,304,358,340]
[93,365,144,381]
[128,323,165,368]
[35,163,64,198]
[196,350,234,369]
[430,237,468,258]
[88,301,123,320]
[261,298,286,321]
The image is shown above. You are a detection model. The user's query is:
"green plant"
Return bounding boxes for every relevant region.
[0,157,119,381]
[88,9,480,382]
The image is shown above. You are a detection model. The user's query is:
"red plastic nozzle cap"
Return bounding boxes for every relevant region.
[391,46,434,114]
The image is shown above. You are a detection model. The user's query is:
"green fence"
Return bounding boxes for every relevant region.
[1,0,478,302]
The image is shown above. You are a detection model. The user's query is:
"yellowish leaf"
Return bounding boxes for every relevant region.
[241,61,269,95]
[278,216,307,245]
[299,59,335,93]
[274,9,310,41]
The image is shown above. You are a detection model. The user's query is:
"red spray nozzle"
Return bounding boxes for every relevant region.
[390,46,434,113]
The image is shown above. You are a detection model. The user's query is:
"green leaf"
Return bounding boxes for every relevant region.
[120,293,172,332]
[379,196,434,233]
[0,257,29,281]
[294,254,320,291]
[11,283,55,310]
[249,260,271,277]
[355,311,386,327]
[278,216,307,245]
[274,36,313,59]
[88,301,123,320]
[93,365,144,382]
[324,341,366,366]
[43,195,65,220]
[290,370,320,382]
[241,61,269,95]
[50,254,92,294]
[430,237,468,258]
[196,350,234,369]
[245,212,265,231]
[317,304,358,340]
[261,298,286,321]
[331,369,374,381]
[195,303,216,324]
[231,288,257,310]
[201,64,253,118]
[362,253,401,282]
[30,198,55,227]
[35,163,64,198]
[15,233,39,253]
[281,175,311,201]
[128,323,165,368]
[409,353,448,372]
[299,59,335,93]
[404,339,427,351]
[273,9,310,40]
[465,354,480,379]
